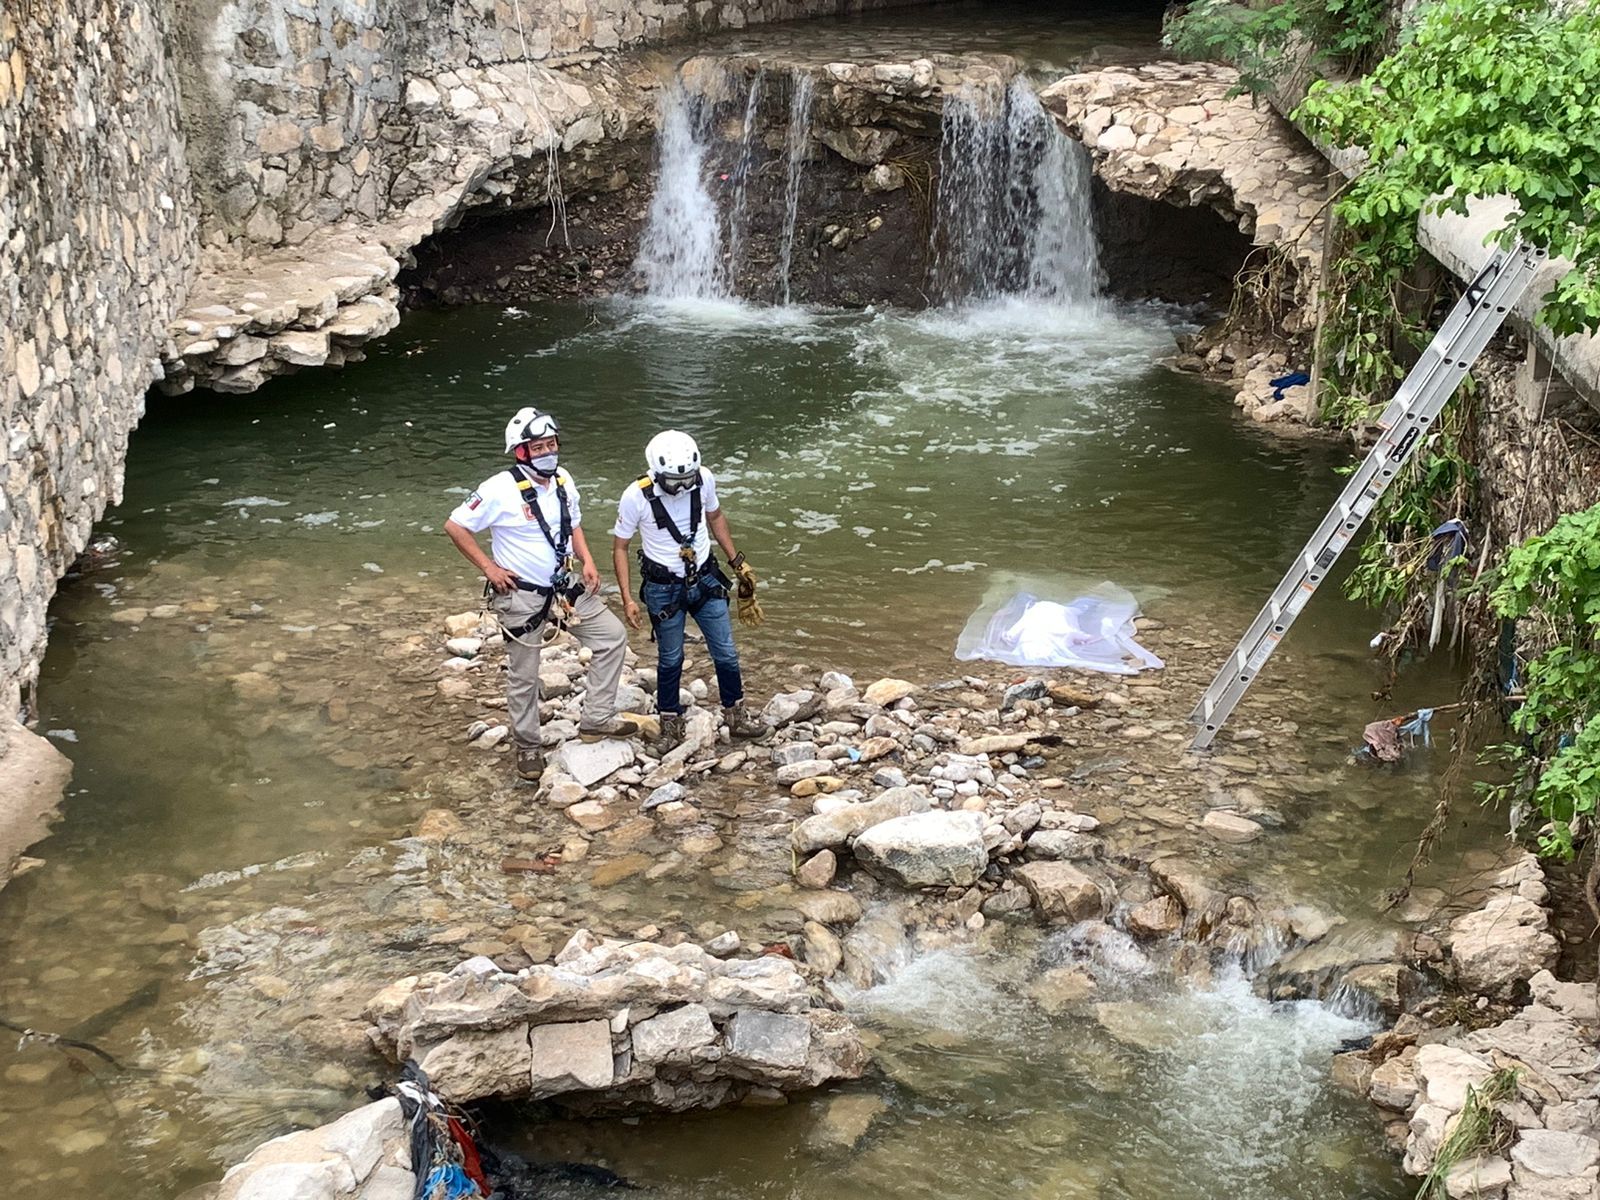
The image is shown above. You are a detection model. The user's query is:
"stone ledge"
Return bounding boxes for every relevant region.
[1040,62,1331,335]
[365,931,866,1111]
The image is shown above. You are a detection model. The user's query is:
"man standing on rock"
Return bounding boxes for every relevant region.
[446,407,639,781]
[611,429,768,751]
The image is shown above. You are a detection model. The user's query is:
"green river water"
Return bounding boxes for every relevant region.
[0,295,1505,1199]
[0,6,1512,1198]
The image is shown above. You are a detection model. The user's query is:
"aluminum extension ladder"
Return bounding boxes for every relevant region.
[1187,240,1547,751]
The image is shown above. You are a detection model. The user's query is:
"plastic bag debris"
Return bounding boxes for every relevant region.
[955,583,1163,674]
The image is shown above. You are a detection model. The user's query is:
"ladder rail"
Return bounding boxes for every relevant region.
[1187,241,1545,750]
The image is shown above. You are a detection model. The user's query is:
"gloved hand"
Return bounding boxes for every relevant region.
[730,553,764,628]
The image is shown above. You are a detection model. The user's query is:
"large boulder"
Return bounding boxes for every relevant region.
[1448,896,1559,997]
[791,786,932,854]
[852,811,987,888]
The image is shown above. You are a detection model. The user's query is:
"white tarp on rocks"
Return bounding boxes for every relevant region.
[955,583,1162,674]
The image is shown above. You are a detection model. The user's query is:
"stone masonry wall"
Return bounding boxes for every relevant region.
[2,0,936,724]
[176,0,935,256]
[0,0,200,720]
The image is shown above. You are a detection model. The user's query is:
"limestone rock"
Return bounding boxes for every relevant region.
[1443,1155,1512,1199]
[1126,894,1183,939]
[528,1020,615,1097]
[956,732,1031,756]
[1368,1055,1419,1111]
[1449,897,1559,997]
[1024,829,1102,861]
[1201,810,1262,843]
[1026,966,1097,1014]
[795,849,837,889]
[763,690,821,727]
[807,1093,887,1153]
[818,124,900,165]
[1510,1130,1600,1180]
[725,1010,811,1076]
[1013,862,1104,921]
[851,811,988,888]
[555,739,635,787]
[418,1025,533,1101]
[791,786,931,854]
[862,679,917,706]
[630,1004,716,1065]
[1149,857,1225,931]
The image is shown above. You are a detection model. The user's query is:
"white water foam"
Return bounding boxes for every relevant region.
[634,82,726,301]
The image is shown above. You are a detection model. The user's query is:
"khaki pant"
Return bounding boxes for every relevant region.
[490,588,627,750]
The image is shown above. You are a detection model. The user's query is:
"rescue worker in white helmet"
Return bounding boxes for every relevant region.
[445,407,639,780]
[611,430,768,749]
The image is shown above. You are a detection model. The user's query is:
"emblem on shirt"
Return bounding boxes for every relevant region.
[522,502,536,520]
[467,492,483,510]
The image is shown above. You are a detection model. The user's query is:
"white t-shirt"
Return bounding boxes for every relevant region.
[612,470,720,578]
[449,467,580,586]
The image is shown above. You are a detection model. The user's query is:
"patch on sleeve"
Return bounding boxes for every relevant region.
[467,492,483,510]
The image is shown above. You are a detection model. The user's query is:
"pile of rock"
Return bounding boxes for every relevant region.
[1337,854,1597,1200]
[363,930,865,1111]
[210,1098,412,1200]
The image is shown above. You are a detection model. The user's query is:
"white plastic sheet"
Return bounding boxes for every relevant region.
[955,582,1163,674]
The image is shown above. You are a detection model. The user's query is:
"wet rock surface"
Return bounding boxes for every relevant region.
[368,930,865,1111]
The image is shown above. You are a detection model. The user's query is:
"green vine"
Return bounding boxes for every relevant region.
[1286,0,1600,642]
[1483,503,1600,858]
[1163,0,1390,97]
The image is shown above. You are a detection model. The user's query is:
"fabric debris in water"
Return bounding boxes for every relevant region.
[954,583,1163,674]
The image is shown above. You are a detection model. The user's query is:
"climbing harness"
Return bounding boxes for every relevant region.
[484,465,585,647]
[635,475,732,637]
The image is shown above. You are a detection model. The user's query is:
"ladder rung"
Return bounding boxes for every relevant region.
[1187,242,1545,749]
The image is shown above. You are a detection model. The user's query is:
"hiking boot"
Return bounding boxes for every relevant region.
[724,700,770,741]
[577,715,643,743]
[653,712,686,756]
[516,747,545,781]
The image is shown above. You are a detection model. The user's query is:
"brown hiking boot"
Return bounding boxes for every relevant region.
[577,715,643,743]
[516,747,545,781]
[653,712,686,756]
[724,700,770,741]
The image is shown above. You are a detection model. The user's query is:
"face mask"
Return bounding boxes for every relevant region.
[529,453,559,477]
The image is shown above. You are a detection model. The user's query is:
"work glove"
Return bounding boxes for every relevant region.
[730,552,764,628]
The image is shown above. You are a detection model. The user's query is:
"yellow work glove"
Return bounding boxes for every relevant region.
[730,553,764,628]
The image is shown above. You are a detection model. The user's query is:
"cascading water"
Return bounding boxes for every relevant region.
[776,70,815,306]
[931,77,1102,307]
[724,70,766,285]
[633,82,727,301]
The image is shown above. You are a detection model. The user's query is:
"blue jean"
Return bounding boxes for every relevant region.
[642,577,743,713]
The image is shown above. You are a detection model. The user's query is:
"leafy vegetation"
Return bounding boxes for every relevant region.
[1163,0,1390,97]
[1485,503,1600,858]
[1415,1069,1518,1199]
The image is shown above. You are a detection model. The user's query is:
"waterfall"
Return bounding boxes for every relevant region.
[776,71,815,306]
[930,78,1101,308]
[724,70,765,287]
[634,82,726,301]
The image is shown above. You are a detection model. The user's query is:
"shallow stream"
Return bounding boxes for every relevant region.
[0,8,1510,1199]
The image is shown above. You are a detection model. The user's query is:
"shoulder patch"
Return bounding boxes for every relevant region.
[466,491,484,510]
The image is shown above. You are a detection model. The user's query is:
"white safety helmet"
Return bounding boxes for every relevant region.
[646,430,702,495]
[503,406,561,454]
